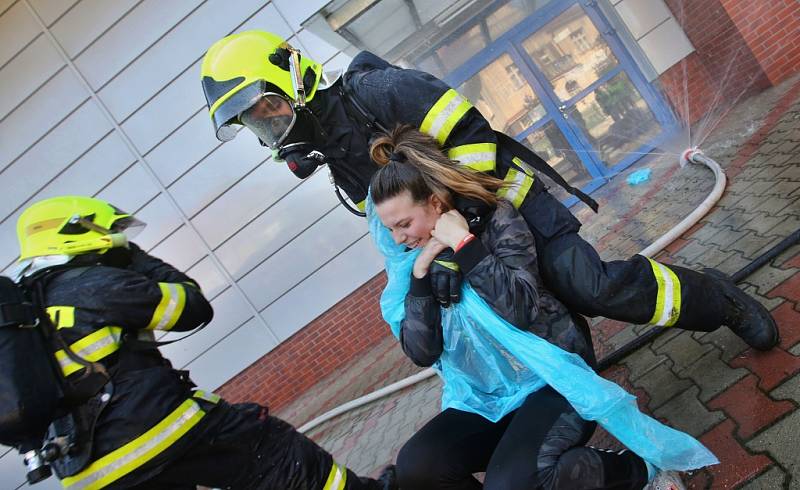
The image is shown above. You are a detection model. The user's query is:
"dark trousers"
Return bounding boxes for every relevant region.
[121,401,380,490]
[523,188,725,332]
[396,386,648,490]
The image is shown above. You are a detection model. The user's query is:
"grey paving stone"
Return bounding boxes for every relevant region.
[753,195,799,217]
[653,385,726,437]
[742,212,791,237]
[740,283,785,312]
[675,348,749,402]
[791,343,800,357]
[689,222,723,244]
[748,410,800,482]
[731,233,782,260]
[651,328,684,350]
[620,346,670,382]
[775,164,800,181]
[775,140,800,154]
[773,243,800,268]
[755,163,793,181]
[742,262,799,296]
[771,374,800,403]
[702,207,737,227]
[605,323,645,353]
[738,465,788,490]
[707,225,752,251]
[631,359,695,410]
[674,238,712,265]
[656,331,715,370]
[693,326,751,363]
[717,251,757,276]
[769,215,800,239]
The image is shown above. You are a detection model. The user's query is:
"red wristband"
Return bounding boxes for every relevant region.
[453,233,476,253]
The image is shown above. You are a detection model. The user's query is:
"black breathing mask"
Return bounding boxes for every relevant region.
[277,107,327,179]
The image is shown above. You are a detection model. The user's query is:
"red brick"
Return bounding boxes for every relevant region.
[780,251,800,270]
[706,374,794,439]
[729,347,800,391]
[698,419,773,488]
[766,272,800,302]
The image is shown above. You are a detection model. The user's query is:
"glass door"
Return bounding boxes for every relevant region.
[444,0,673,201]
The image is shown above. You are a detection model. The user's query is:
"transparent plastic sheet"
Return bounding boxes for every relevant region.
[368,198,718,471]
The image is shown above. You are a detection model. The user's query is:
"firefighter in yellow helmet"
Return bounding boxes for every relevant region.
[201,30,778,350]
[14,195,397,490]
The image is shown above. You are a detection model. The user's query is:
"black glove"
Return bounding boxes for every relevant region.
[429,250,462,307]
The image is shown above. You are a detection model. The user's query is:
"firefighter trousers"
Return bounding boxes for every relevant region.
[124,400,382,490]
[522,187,727,332]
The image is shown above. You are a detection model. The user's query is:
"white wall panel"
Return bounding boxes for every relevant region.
[28,0,79,26]
[148,224,207,272]
[0,35,65,120]
[50,0,138,58]
[183,316,278,391]
[213,170,340,280]
[127,193,184,251]
[240,204,369,311]
[637,17,693,74]
[186,255,229,300]
[273,0,330,31]
[296,28,340,64]
[0,1,40,67]
[190,157,298,249]
[262,234,384,342]
[144,110,222,186]
[73,0,201,90]
[615,0,671,39]
[0,68,88,172]
[96,162,160,217]
[168,133,268,218]
[122,60,206,154]
[99,0,264,122]
[159,286,255,369]
[0,100,111,219]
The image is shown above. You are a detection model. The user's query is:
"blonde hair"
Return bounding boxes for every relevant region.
[369,125,505,207]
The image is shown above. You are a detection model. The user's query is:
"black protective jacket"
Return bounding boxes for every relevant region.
[399,201,595,368]
[38,244,215,488]
[311,51,581,241]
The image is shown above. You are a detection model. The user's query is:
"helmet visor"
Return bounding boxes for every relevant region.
[239,93,296,149]
[210,80,264,142]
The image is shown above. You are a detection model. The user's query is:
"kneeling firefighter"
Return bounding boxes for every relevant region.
[200,30,778,350]
[1,195,397,490]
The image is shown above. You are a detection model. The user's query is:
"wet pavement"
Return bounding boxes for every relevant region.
[275,73,800,489]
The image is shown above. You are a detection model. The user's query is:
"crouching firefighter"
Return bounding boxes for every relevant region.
[200,30,779,351]
[4,195,398,490]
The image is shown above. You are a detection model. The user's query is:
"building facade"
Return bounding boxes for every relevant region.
[0,0,797,486]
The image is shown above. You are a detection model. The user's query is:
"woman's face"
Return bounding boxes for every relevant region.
[376,191,442,248]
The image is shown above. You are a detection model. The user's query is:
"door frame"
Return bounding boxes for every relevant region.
[440,0,678,202]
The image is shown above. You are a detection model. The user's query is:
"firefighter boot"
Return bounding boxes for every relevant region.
[704,269,779,350]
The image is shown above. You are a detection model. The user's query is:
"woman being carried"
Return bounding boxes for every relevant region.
[368,125,717,490]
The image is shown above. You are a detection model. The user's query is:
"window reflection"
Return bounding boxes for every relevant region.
[568,72,660,167]
[522,4,618,101]
[458,54,547,134]
[523,122,591,201]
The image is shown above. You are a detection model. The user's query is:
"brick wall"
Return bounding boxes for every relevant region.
[216,271,391,412]
[659,0,772,125]
[721,0,800,85]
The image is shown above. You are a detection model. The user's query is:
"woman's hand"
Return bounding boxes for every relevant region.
[431,210,471,250]
[413,237,448,278]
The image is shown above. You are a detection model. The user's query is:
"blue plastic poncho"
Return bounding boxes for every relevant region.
[367,198,718,471]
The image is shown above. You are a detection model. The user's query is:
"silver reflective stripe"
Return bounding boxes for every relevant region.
[155,283,180,330]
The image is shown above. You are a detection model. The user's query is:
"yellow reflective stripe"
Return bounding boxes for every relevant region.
[61,398,206,490]
[323,462,347,490]
[433,259,460,272]
[55,327,123,376]
[47,306,75,329]
[496,168,534,209]
[192,390,220,404]
[447,143,497,172]
[355,199,366,212]
[147,283,187,331]
[646,258,682,327]
[420,89,473,145]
